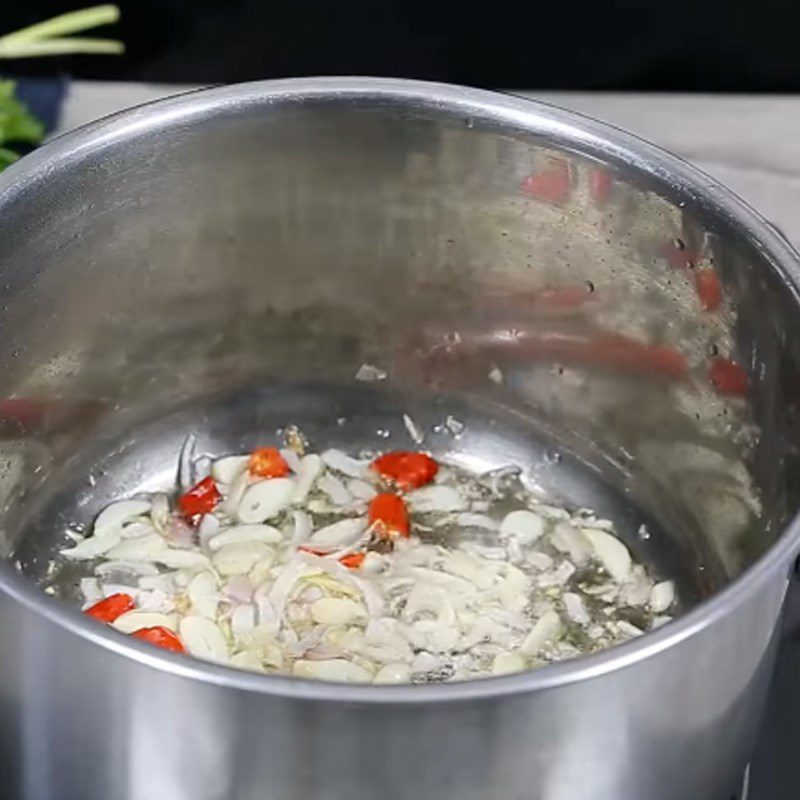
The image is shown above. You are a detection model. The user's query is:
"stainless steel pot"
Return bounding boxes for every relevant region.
[0,78,798,800]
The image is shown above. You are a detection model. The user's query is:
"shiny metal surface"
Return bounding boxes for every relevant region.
[0,78,799,799]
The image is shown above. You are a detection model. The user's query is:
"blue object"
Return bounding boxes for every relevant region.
[12,75,69,135]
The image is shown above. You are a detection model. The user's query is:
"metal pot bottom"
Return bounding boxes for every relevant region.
[13,381,699,611]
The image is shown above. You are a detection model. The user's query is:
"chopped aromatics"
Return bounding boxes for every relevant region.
[84,592,136,623]
[368,493,410,539]
[64,430,675,683]
[371,451,439,490]
[248,447,290,479]
[178,477,221,519]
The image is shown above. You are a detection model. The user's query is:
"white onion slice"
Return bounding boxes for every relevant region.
[106,533,167,561]
[290,510,312,546]
[154,550,211,570]
[208,524,283,550]
[61,528,122,560]
[320,449,370,478]
[94,499,152,538]
[292,454,322,504]
[317,473,353,507]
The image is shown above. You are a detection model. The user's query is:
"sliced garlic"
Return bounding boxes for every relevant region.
[230,650,263,671]
[231,604,256,638]
[492,651,527,675]
[292,658,372,683]
[373,662,412,684]
[407,485,466,513]
[551,522,592,565]
[212,455,250,485]
[237,478,295,523]
[309,517,367,549]
[187,571,219,619]
[213,541,272,576]
[583,529,632,582]
[500,510,545,544]
[521,610,564,655]
[180,615,229,662]
[310,597,366,626]
[650,580,676,613]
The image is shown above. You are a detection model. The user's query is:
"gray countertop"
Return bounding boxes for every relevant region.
[61,81,800,245]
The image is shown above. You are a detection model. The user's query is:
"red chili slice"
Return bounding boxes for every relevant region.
[660,241,701,269]
[84,593,135,623]
[694,268,722,311]
[371,452,439,490]
[178,476,221,519]
[248,447,290,478]
[588,167,612,205]
[521,157,570,204]
[339,552,366,569]
[368,492,410,539]
[709,356,748,397]
[131,626,185,653]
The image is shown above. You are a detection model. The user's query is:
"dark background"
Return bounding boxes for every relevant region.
[3,0,800,90]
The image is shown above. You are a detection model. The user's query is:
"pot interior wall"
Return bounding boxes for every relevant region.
[0,88,796,611]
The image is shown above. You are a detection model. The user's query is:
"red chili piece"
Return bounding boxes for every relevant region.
[371,452,439,490]
[339,552,366,569]
[131,626,185,653]
[84,593,135,623]
[178,476,221,519]
[709,356,748,397]
[248,447,290,478]
[368,493,410,539]
[660,241,701,269]
[588,167,612,205]
[521,157,571,204]
[694,268,722,311]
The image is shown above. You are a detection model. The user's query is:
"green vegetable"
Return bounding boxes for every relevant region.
[0,5,123,168]
[0,5,123,60]
[0,79,45,167]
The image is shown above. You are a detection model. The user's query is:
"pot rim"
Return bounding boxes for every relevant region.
[1,76,799,703]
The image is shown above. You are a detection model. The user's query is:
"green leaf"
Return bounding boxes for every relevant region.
[0,146,20,169]
[0,81,45,147]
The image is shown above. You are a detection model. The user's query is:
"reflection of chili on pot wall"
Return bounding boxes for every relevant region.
[0,79,794,800]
